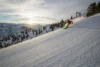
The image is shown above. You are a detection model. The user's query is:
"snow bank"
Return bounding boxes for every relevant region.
[73,16,86,23]
[71,13,100,29]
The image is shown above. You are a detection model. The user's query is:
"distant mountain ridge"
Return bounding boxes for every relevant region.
[0,23,43,38]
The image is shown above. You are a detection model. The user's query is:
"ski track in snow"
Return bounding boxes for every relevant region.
[0,14,100,67]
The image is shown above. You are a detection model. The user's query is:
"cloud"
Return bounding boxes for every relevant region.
[6,0,27,4]
[0,0,100,24]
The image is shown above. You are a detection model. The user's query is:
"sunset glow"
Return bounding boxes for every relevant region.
[28,19,34,24]
[0,0,99,24]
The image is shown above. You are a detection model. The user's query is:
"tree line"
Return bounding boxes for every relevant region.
[86,2,100,17]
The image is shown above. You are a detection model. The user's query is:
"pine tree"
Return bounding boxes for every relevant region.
[86,2,97,17]
[60,19,65,27]
[97,2,100,13]
[50,24,54,31]
[35,30,38,36]
[70,16,73,20]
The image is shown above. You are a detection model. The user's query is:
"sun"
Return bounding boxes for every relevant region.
[28,20,34,25]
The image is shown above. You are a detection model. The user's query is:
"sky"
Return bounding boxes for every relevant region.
[0,0,99,24]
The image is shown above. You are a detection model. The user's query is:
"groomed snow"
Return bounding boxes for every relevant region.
[0,14,100,67]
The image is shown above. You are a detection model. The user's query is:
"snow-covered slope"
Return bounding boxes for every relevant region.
[0,14,100,67]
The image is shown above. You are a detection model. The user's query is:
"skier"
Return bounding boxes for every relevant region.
[64,19,73,29]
